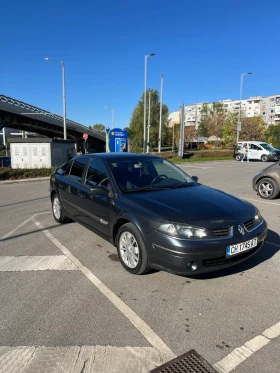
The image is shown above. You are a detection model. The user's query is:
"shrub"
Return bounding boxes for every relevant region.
[193,150,233,158]
[151,149,233,159]
[0,167,55,181]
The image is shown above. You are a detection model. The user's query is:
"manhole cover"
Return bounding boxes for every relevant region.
[150,349,218,373]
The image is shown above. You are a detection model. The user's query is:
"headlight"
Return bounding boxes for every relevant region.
[158,223,209,239]
[254,210,262,224]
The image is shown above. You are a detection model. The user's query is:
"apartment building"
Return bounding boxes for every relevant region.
[168,111,180,127]
[169,94,280,128]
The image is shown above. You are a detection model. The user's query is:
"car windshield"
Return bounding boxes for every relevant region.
[108,158,195,192]
[260,143,274,151]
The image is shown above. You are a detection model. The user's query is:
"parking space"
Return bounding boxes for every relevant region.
[0,160,279,372]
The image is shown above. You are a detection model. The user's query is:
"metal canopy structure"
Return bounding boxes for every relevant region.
[0,95,105,151]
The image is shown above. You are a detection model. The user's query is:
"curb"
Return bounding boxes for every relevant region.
[0,177,50,185]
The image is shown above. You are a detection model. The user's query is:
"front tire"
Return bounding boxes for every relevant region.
[116,223,150,275]
[261,154,268,162]
[235,154,242,161]
[52,193,71,224]
[257,178,280,200]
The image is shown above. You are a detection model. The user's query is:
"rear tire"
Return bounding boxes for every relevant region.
[261,154,268,162]
[116,223,150,275]
[257,178,280,200]
[52,193,71,224]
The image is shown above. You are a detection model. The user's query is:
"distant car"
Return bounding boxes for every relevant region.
[0,156,11,167]
[235,141,280,162]
[50,153,267,276]
[252,162,280,200]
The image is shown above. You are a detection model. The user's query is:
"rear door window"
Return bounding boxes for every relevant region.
[68,158,88,183]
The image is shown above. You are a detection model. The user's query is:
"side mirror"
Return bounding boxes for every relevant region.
[89,186,109,196]
[191,176,199,183]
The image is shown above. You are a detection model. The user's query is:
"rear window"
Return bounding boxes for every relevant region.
[56,161,72,176]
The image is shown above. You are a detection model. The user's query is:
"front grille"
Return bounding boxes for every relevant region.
[203,245,261,267]
[211,226,232,238]
[244,218,254,231]
[150,349,218,373]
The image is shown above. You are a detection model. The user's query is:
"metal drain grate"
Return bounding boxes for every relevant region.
[150,349,218,373]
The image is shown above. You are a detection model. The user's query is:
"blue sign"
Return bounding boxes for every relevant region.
[106,128,128,152]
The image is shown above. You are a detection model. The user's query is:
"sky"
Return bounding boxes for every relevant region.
[1,0,279,129]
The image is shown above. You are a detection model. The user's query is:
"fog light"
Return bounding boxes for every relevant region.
[187,261,197,271]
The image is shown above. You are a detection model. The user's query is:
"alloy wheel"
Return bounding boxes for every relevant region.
[119,231,139,269]
[53,196,61,220]
[259,181,273,198]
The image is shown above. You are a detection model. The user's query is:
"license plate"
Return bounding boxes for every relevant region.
[226,238,258,257]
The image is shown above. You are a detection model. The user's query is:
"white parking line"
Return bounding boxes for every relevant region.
[0,255,77,271]
[214,321,280,373]
[32,217,176,362]
[243,197,280,206]
[0,212,51,240]
[177,165,213,169]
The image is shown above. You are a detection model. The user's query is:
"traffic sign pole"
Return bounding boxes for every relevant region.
[83,133,88,154]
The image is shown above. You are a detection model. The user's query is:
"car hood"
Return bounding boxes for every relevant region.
[125,185,255,226]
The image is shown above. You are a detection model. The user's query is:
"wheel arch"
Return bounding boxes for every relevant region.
[112,213,147,247]
[257,175,276,186]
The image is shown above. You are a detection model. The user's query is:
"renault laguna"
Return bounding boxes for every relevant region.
[50,153,267,275]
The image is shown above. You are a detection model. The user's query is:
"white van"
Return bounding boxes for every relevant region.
[235,141,280,162]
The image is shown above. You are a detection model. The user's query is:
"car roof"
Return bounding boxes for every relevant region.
[238,141,267,144]
[72,152,162,162]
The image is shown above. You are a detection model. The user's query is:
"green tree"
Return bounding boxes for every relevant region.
[198,104,210,137]
[239,116,266,141]
[128,89,170,152]
[222,111,238,145]
[265,124,280,148]
[89,124,106,133]
[208,102,225,146]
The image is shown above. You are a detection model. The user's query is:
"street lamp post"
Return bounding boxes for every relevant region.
[105,106,115,129]
[143,53,155,153]
[147,89,151,153]
[45,58,67,140]
[158,73,164,153]
[237,72,252,142]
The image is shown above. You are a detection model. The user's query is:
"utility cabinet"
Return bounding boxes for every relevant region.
[9,138,76,169]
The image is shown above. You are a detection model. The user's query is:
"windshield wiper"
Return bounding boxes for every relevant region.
[125,186,167,193]
[167,183,194,189]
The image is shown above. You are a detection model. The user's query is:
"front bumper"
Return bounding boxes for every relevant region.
[268,153,280,161]
[147,220,268,275]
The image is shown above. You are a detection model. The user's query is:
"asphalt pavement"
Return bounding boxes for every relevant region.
[0,160,279,372]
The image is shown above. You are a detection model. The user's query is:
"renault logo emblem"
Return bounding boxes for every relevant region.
[238,225,246,236]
